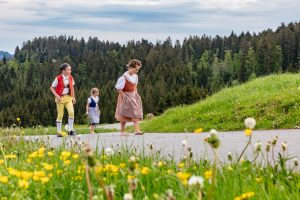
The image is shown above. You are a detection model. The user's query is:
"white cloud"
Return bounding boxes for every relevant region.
[0,0,299,53]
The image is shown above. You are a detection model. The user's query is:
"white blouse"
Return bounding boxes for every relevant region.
[115,71,138,90]
[87,96,99,104]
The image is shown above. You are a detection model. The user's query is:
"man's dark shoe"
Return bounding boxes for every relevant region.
[68,130,77,136]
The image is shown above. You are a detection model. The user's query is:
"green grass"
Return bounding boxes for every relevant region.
[0,124,117,136]
[141,73,300,132]
[0,129,299,199]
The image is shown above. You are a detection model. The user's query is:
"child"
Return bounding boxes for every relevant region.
[50,63,76,137]
[115,59,144,135]
[86,87,100,134]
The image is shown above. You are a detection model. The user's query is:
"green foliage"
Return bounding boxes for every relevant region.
[0,22,300,126]
[141,74,300,132]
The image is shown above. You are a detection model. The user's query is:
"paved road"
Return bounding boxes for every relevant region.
[25,129,300,164]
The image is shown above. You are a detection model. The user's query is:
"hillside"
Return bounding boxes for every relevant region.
[141,74,300,132]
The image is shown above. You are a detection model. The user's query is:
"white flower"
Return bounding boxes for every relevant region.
[129,156,136,162]
[244,117,256,129]
[181,140,188,146]
[124,193,133,200]
[209,129,218,134]
[105,147,114,156]
[188,176,204,188]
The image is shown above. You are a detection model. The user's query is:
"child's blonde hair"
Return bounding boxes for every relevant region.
[91,87,99,95]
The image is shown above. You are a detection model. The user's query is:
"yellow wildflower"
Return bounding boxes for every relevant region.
[42,163,53,171]
[20,171,33,180]
[18,179,29,189]
[194,128,203,134]
[34,170,45,177]
[72,154,79,159]
[119,163,126,168]
[234,191,255,200]
[40,177,50,184]
[29,151,38,159]
[16,118,21,122]
[38,147,45,155]
[47,152,54,156]
[5,154,17,159]
[0,159,4,164]
[56,170,63,175]
[127,175,135,181]
[60,151,71,160]
[204,170,213,180]
[244,129,252,136]
[158,161,164,167]
[0,176,8,183]
[178,162,184,168]
[141,167,150,175]
[64,160,71,165]
[177,172,191,185]
[61,131,67,137]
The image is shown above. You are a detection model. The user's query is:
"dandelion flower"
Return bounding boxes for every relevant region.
[244,129,252,136]
[210,129,218,134]
[188,175,204,188]
[123,193,133,200]
[244,117,256,129]
[194,128,203,134]
[105,147,114,156]
[204,170,213,180]
[141,167,150,175]
[181,140,188,146]
[18,179,29,189]
[0,176,8,184]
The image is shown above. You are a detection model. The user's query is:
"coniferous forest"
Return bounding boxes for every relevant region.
[0,22,299,127]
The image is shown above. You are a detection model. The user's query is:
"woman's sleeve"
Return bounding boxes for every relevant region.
[115,76,125,90]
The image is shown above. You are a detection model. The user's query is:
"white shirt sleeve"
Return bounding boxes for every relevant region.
[51,78,58,88]
[115,76,125,90]
[87,97,92,104]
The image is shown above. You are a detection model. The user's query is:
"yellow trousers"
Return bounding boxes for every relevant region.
[56,95,74,121]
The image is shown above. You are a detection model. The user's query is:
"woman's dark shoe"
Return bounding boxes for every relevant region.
[134,132,144,135]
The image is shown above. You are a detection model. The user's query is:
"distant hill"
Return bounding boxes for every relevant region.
[0,51,13,60]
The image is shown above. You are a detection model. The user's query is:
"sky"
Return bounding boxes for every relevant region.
[0,0,299,54]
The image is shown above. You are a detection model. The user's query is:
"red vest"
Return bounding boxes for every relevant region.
[55,74,74,97]
[122,77,136,92]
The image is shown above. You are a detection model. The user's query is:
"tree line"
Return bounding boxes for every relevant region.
[0,22,299,127]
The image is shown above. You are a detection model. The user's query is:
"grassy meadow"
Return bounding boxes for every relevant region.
[0,121,299,199]
[141,74,300,132]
